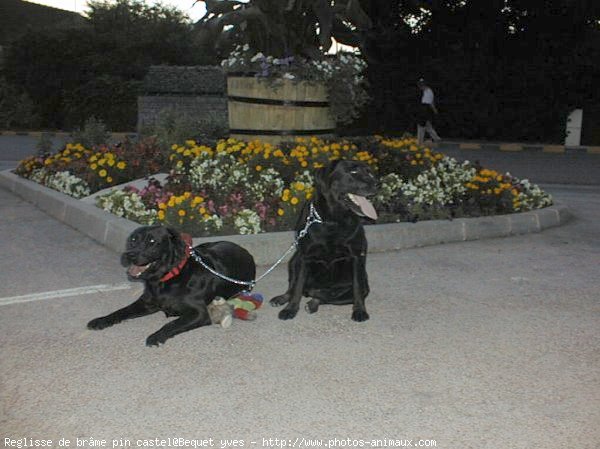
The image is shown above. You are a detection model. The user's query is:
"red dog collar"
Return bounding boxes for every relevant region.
[160,233,193,282]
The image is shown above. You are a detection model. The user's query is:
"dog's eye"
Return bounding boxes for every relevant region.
[350,170,359,175]
[149,237,156,244]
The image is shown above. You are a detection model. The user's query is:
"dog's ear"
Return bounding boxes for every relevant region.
[164,227,186,266]
[314,159,341,193]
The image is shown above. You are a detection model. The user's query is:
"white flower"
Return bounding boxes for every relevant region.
[282,73,295,80]
[233,209,261,235]
[45,171,91,198]
[96,189,157,225]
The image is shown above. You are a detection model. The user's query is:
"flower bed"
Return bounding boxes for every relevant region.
[14,136,553,237]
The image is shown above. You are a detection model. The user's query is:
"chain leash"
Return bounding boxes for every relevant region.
[188,203,323,291]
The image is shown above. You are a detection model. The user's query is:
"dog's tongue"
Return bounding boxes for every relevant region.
[128,264,148,277]
[349,194,378,220]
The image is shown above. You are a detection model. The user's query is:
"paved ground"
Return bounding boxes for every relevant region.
[440,147,600,185]
[0,180,598,447]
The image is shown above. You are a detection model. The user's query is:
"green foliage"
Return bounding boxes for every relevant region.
[3,0,216,131]
[36,133,53,156]
[0,76,41,129]
[354,0,600,144]
[70,117,111,148]
[141,109,229,150]
[195,0,372,59]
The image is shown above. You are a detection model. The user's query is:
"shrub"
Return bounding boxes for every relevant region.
[70,117,111,148]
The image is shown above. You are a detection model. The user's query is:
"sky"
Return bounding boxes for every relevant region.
[27,0,207,22]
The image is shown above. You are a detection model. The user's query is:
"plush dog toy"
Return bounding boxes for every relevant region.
[208,293,264,327]
[228,292,264,321]
[207,298,233,328]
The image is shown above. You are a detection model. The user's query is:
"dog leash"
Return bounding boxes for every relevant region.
[188,203,323,291]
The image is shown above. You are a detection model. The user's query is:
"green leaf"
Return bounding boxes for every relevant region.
[201,0,244,18]
[311,0,334,51]
[344,0,372,30]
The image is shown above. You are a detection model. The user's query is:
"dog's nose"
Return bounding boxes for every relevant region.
[123,250,137,260]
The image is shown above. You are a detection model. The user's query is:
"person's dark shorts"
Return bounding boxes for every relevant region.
[416,103,435,126]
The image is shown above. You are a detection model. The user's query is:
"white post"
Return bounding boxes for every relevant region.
[565,109,583,147]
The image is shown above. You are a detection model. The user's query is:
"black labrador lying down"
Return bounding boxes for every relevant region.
[270,159,378,321]
[88,226,255,346]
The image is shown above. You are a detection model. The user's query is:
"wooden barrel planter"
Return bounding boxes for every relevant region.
[227,75,336,144]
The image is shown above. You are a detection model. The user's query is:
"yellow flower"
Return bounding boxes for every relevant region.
[158,203,167,210]
[98,169,107,178]
[294,182,305,191]
[178,209,186,217]
[117,161,126,170]
[90,163,98,170]
[106,177,113,183]
[255,165,262,171]
[290,197,299,205]
[277,208,285,216]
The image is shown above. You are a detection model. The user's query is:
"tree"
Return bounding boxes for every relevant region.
[356,0,600,143]
[194,0,372,59]
[4,0,216,130]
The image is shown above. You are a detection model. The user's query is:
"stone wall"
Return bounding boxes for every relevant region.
[137,65,227,131]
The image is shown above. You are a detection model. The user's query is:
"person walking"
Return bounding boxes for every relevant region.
[416,78,441,144]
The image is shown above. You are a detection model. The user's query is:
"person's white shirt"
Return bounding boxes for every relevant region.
[421,87,434,105]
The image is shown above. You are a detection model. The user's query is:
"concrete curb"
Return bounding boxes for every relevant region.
[0,169,573,264]
[435,141,600,154]
[0,131,137,140]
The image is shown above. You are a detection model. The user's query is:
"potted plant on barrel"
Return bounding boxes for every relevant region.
[194,0,372,143]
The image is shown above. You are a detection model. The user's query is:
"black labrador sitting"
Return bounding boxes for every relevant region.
[270,159,378,321]
[88,225,255,346]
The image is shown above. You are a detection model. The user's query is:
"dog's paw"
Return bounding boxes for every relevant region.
[278,307,298,320]
[145,332,167,347]
[305,299,320,314]
[270,294,290,307]
[87,317,115,330]
[351,310,370,322]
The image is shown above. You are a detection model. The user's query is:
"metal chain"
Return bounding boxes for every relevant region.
[188,203,323,291]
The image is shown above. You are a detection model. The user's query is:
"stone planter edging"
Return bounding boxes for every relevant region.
[0,169,573,265]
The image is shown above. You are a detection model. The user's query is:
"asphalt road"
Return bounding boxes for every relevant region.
[0,178,598,447]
